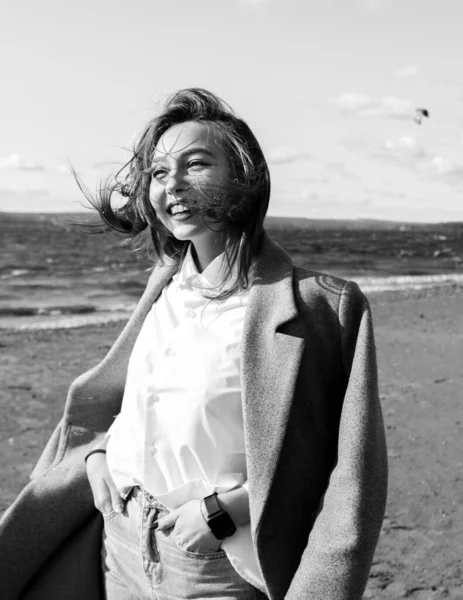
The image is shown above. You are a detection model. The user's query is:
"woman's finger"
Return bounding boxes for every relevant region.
[154,511,177,531]
[86,453,122,514]
[93,481,114,515]
[106,477,125,513]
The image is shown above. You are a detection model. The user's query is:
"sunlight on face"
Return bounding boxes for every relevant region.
[149,122,230,254]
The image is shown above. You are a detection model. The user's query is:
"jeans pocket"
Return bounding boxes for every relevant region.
[165,529,227,560]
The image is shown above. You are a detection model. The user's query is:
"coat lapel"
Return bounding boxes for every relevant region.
[241,232,306,534]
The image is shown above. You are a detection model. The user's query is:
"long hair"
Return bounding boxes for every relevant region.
[77,88,271,299]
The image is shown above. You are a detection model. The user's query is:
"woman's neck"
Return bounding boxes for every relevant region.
[190,238,226,273]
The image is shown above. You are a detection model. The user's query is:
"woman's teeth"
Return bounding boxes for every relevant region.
[170,205,190,215]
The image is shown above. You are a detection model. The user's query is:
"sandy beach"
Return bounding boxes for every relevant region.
[1,283,462,599]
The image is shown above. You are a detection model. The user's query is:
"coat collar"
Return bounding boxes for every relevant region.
[146,229,299,333]
[146,229,299,332]
[247,229,298,331]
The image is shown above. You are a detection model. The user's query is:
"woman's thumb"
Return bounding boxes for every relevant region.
[106,477,125,513]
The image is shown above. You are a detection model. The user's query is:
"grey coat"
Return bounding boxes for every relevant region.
[0,231,388,600]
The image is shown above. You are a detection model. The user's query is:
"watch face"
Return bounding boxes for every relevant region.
[209,512,237,539]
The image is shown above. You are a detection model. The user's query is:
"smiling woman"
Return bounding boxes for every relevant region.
[76,87,271,300]
[0,88,387,600]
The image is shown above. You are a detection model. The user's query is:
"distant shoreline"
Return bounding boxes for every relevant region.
[1,210,463,228]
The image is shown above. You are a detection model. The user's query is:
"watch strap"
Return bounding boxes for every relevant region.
[200,493,237,540]
[202,492,223,519]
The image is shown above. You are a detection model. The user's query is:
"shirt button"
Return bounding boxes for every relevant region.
[165,348,175,357]
[150,443,158,456]
[149,392,160,404]
[186,309,196,318]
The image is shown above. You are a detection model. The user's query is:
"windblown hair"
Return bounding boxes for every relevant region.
[77,88,271,299]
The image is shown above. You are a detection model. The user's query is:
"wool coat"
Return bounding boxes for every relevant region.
[0,230,388,600]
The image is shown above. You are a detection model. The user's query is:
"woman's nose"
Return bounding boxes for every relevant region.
[165,170,188,195]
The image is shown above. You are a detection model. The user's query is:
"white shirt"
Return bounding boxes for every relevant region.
[106,246,266,593]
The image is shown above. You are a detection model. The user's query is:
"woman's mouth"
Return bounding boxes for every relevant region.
[169,203,192,220]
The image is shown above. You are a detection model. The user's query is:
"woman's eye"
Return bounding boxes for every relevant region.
[150,160,209,180]
[188,160,209,168]
[152,168,168,180]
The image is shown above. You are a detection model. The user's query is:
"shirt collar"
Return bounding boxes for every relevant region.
[173,245,242,292]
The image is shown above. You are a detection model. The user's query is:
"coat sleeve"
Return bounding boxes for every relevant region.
[284,281,388,600]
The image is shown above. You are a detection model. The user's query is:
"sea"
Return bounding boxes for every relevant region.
[1,213,462,331]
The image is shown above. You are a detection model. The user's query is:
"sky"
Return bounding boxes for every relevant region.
[1,0,462,222]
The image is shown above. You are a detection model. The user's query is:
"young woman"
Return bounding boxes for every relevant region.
[0,88,388,600]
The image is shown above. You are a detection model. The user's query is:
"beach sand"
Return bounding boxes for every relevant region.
[1,284,462,599]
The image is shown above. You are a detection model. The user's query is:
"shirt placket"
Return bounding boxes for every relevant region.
[142,287,196,489]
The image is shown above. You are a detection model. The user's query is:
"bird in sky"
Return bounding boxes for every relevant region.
[414,108,429,125]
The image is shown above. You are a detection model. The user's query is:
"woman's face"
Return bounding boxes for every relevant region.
[149,121,230,250]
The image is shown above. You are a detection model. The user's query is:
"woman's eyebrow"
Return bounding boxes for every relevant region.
[152,147,216,163]
[180,147,216,158]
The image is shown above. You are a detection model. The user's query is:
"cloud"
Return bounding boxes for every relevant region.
[0,186,87,213]
[267,147,312,165]
[238,0,270,4]
[269,131,463,221]
[395,65,418,77]
[54,164,71,175]
[324,160,361,181]
[0,184,50,196]
[91,160,121,169]
[381,136,426,159]
[429,156,463,179]
[0,153,44,171]
[377,139,463,181]
[363,0,390,10]
[330,93,415,120]
[0,185,51,212]
[343,132,463,185]
[372,97,415,118]
[350,133,426,166]
[331,93,372,111]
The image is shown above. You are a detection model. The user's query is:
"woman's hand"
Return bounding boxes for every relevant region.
[86,452,124,515]
[155,499,223,553]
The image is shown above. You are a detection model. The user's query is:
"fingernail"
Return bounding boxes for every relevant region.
[150,521,158,530]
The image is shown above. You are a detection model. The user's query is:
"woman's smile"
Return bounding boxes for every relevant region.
[169,204,191,217]
[167,201,193,220]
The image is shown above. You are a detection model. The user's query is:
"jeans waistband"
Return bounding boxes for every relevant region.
[131,486,169,511]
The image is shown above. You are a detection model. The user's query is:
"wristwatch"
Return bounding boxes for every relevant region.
[201,493,237,540]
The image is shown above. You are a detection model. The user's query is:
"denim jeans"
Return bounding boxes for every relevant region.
[101,487,267,600]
